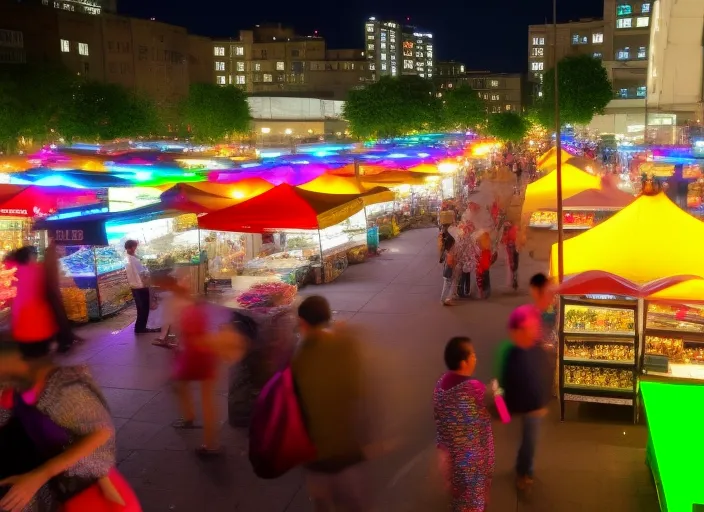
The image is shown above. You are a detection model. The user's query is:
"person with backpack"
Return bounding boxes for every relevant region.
[291,296,369,511]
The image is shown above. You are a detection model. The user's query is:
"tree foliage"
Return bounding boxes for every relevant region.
[343,76,441,139]
[535,54,613,128]
[180,83,251,142]
[485,112,530,142]
[59,81,160,141]
[440,84,486,131]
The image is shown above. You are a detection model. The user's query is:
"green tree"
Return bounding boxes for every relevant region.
[344,76,441,139]
[59,81,160,141]
[180,83,251,142]
[0,64,76,151]
[486,112,530,142]
[440,84,486,131]
[536,54,613,128]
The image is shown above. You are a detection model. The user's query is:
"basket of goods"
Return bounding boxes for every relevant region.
[236,281,297,310]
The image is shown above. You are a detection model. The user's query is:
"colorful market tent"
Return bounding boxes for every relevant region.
[537,147,574,170]
[550,192,704,284]
[198,183,385,232]
[159,184,247,213]
[209,163,330,186]
[170,179,274,202]
[522,164,602,222]
[0,186,102,217]
[296,174,395,205]
[559,186,634,210]
[0,156,33,173]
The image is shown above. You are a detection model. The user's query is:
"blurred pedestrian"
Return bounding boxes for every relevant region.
[500,306,551,493]
[529,273,558,350]
[124,240,160,335]
[292,296,369,512]
[434,337,495,512]
[158,274,245,457]
[440,236,458,306]
[44,238,82,353]
[0,342,141,511]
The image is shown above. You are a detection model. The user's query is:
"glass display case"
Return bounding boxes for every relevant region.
[58,245,131,322]
[0,218,40,262]
[559,297,640,422]
[529,210,616,230]
[642,301,704,381]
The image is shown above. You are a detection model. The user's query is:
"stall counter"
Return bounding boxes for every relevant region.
[640,380,704,512]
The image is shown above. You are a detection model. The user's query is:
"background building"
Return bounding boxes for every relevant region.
[364,17,434,80]
[212,25,371,100]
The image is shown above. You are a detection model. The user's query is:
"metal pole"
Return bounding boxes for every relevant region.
[554,0,564,284]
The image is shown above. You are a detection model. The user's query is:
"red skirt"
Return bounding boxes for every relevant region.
[172,349,217,382]
[62,469,141,512]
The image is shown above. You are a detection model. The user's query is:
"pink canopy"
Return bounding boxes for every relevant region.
[209,164,329,186]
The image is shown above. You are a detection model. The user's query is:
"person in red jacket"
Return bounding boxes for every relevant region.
[8,246,58,358]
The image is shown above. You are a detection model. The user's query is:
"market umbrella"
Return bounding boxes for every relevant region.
[209,163,329,186]
[160,184,243,214]
[198,183,380,232]
[182,179,274,201]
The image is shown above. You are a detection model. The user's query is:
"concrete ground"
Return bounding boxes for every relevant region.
[60,227,660,512]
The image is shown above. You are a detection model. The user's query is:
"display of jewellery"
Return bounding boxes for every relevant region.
[645,335,684,362]
[564,365,633,390]
[564,305,635,334]
[564,342,634,362]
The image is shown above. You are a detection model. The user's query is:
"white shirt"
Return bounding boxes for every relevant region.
[125,254,147,289]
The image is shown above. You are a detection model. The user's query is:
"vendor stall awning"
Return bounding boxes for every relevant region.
[522,164,602,220]
[550,192,704,284]
[197,183,376,232]
[296,175,394,206]
[537,147,574,170]
[557,185,634,210]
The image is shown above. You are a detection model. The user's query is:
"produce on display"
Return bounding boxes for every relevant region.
[565,341,635,362]
[564,365,633,390]
[563,305,635,334]
[236,281,297,310]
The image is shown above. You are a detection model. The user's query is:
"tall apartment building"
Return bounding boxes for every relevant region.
[527,0,653,100]
[211,25,371,100]
[0,1,212,109]
[364,17,434,80]
[35,0,113,15]
[434,63,523,114]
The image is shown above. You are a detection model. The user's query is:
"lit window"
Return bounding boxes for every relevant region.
[381,63,387,71]
[380,53,386,60]
[237,62,245,72]
[617,4,632,15]
[619,88,628,98]
[426,60,432,66]
[369,63,376,71]
[490,79,499,87]
[637,46,647,58]
[593,52,603,59]
[637,86,646,97]
[491,94,500,101]
[214,46,225,56]
[380,42,386,50]
[380,32,386,41]
[235,46,244,56]
[78,42,89,56]
[367,35,374,41]
[636,16,649,27]
[530,62,543,71]
[571,34,580,44]
[505,104,512,111]
[367,43,374,51]
[276,61,285,71]
[593,33,604,44]
[215,61,225,71]
[254,63,261,71]
[616,18,632,28]
[228,75,233,84]
[390,54,396,61]
[460,65,465,72]
[641,2,651,13]
[216,76,226,85]
[60,39,70,53]
[236,75,245,85]
[538,91,543,97]
[263,74,272,82]
[617,48,630,60]
[366,24,374,33]
[403,59,414,70]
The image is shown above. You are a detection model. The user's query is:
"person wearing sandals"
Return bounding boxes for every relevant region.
[155,275,245,457]
[0,341,141,512]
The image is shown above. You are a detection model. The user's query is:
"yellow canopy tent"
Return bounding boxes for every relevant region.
[296,174,394,206]
[537,147,574,170]
[521,163,602,224]
[550,193,704,283]
[647,279,704,303]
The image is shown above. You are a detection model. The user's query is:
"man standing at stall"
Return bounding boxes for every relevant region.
[125,239,159,335]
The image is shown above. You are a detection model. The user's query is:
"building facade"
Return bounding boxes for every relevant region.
[211,25,371,100]
[0,1,213,110]
[434,65,523,114]
[364,17,434,80]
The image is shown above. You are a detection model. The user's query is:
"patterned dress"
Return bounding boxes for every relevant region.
[433,374,495,512]
[0,366,138,512]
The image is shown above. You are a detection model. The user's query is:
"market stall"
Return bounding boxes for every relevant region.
[198,184,384,289]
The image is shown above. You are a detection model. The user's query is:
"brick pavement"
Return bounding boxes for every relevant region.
[60,227,659,512]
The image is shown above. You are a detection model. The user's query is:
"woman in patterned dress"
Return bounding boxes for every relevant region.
[434,337,495,512]
[0,342,141,512]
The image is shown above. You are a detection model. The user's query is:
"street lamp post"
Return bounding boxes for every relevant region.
[554,0,565,283]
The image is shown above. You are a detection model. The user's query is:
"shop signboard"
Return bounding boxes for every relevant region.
[47,221,108,246]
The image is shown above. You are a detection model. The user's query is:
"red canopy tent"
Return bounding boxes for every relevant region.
[560,187,634,210]
[198,183,378,232]
[0,185,101,217]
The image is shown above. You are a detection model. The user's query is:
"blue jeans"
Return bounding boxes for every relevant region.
[440,276,455,302]
[516,415,542,478]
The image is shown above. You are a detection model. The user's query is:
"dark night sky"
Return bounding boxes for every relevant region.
[118,0,603,73]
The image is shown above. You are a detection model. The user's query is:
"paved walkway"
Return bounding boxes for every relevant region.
[61,228,659,512]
